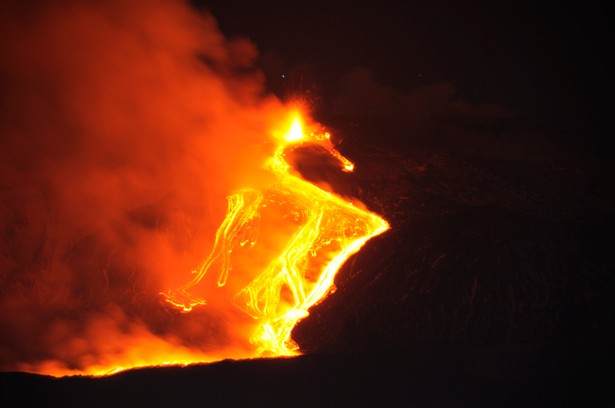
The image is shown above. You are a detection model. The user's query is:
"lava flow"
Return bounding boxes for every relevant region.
[162,110,389,357]
[0,0,388,378]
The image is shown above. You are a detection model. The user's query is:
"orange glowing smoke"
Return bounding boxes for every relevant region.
[0,0,387,377]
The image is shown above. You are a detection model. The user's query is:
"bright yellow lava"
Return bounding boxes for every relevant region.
[284,116,304,142]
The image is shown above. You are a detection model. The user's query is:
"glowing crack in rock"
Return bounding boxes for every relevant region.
[162,110,389,356]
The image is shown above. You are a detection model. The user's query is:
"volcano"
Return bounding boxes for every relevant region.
[2,115,613,407]
[1,0,612,406]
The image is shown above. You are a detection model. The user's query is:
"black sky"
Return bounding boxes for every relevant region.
[193,0,608,154]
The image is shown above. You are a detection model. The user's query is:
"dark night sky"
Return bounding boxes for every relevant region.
[194,0,609,154]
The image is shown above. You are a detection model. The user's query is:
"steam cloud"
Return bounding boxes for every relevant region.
[0,0,288,374]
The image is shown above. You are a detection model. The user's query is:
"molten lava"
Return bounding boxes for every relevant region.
[0,0,390,379]
[162,110,389,356]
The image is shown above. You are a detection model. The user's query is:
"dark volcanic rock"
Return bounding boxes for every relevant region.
[294,116,614,356]
[1,337,612,408]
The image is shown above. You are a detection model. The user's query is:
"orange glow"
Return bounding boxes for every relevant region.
[0,0,388,378]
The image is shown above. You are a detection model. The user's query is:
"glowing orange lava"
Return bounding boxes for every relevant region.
[0,0,388,379]
[12,109,389,378]
[162,109,389,356]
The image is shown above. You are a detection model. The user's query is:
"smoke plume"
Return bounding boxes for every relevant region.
[0,0,289,374]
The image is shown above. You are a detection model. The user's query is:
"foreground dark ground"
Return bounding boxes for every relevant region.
[2,116,614,407]
[1,335,612,407]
